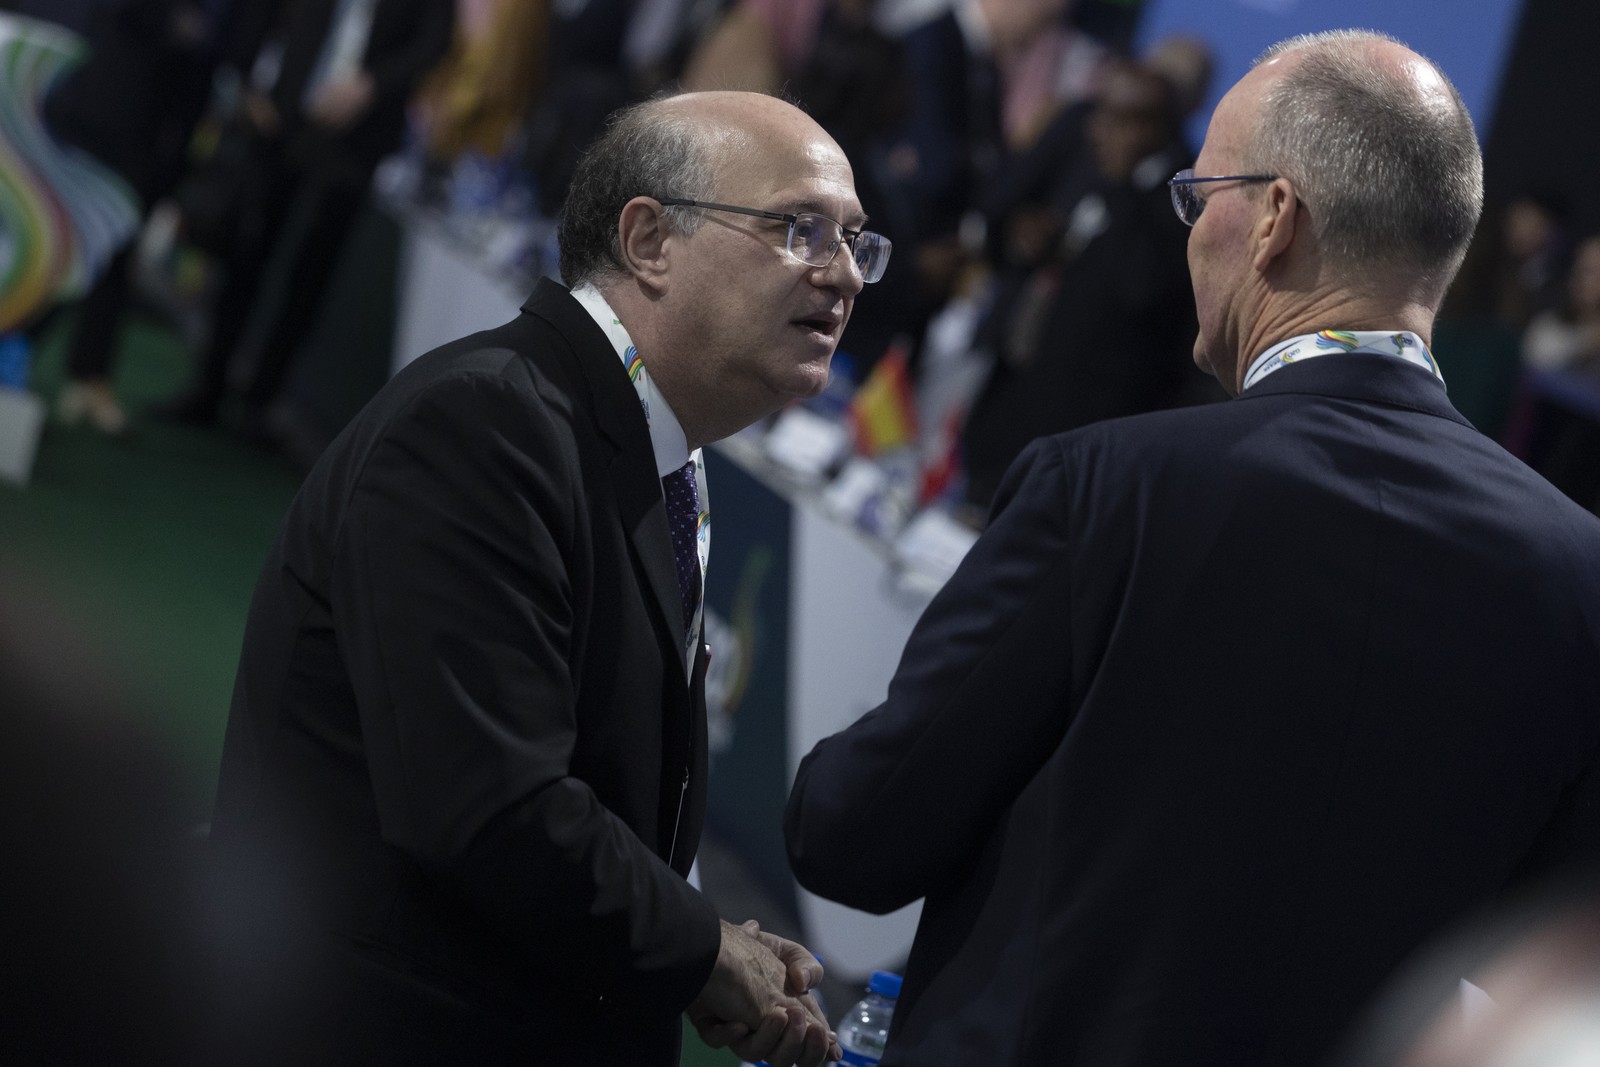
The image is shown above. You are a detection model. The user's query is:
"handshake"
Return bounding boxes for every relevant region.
[686,919,841,1067]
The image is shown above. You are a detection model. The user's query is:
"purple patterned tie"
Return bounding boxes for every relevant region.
[661,460,701,633]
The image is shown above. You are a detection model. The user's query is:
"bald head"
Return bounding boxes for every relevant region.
[558,91,835,288]
[1237,30,1483,304]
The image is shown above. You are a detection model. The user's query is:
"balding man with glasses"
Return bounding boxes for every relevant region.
[209,90,888,1066]
[786,30,1600,1067]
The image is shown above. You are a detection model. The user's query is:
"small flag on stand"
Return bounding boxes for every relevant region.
[847,339,918,457]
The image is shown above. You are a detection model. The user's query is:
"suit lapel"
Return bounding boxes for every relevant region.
[520,281,691,664]
[619,466,694,667]
[519,280,705,868]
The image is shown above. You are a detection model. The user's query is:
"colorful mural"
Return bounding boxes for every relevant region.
[0,14,139,333]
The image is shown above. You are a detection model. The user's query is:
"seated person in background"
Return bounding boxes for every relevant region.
[786,30,1600,1067]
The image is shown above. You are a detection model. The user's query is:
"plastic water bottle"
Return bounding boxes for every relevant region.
[835,970,902,1066]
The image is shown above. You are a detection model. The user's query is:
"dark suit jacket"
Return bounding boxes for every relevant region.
[787,354,1600,1066]
[210,279,721,1064]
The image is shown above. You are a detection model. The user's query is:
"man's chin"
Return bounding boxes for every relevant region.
[791,354,834,399]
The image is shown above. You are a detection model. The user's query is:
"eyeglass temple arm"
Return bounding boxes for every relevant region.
[657,198,793,223]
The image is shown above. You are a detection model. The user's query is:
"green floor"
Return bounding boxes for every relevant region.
[8,313,302,814]
[5,311,735,1065]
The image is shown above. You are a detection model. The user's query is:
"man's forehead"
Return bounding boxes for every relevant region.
[722,136,864,221]
[770,183,868,229]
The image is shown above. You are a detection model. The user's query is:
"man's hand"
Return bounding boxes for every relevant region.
[308,72,376,131]
[748,921,824,998]
[686,919,840,1067]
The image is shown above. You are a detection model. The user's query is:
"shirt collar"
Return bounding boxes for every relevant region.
[570,282,692,478]
[1241,329,1443,392]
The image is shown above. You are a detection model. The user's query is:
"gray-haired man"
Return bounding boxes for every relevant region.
[787,30,1600,1066]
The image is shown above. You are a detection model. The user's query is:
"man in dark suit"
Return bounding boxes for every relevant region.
[209,90,889,1064]
[163,0,453,431]
[785,30,1600,1066]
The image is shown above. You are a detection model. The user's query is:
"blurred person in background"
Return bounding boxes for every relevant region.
[888,0,1096,313]
[38,0,228,434]
[412,0,548,170]
[787,29,1600,1066]
[1514,232,1600,514]
[1522,232,1600,373]
[207,90,881,1065]
[971,31,1213,300]
[159,0,453,440]
[959,56,1197,509]
[1493,189,1574,330]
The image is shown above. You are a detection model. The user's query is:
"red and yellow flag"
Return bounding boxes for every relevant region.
[847,342,918,456]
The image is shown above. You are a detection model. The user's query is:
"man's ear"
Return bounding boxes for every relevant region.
[1252,178,1299,272]
[617,197,671,291]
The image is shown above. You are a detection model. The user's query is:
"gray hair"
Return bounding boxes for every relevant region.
[557,95,721,288]
[1245,29,1484,299]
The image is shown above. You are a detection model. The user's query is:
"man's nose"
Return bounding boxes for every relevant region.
[815,247,866,295]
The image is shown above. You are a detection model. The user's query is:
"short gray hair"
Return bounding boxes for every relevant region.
[1245,30,1484,299]
[557,94,720,288]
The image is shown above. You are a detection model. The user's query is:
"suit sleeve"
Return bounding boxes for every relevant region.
[330,370,718,1012]
[785,437,1080,913]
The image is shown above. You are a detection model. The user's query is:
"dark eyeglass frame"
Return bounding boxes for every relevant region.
[1167,169,1278,227]
[655,197,891,283]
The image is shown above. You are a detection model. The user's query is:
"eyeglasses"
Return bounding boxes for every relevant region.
[1167,169,1277,227]
[656,198,892,283]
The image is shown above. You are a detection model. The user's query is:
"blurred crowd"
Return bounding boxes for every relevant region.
[2,0,1597,519]
[1463,190,1600,511]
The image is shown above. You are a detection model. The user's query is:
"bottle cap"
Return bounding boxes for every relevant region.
[867,970,903,998]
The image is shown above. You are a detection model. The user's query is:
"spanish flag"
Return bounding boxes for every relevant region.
[847,340,918,456]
